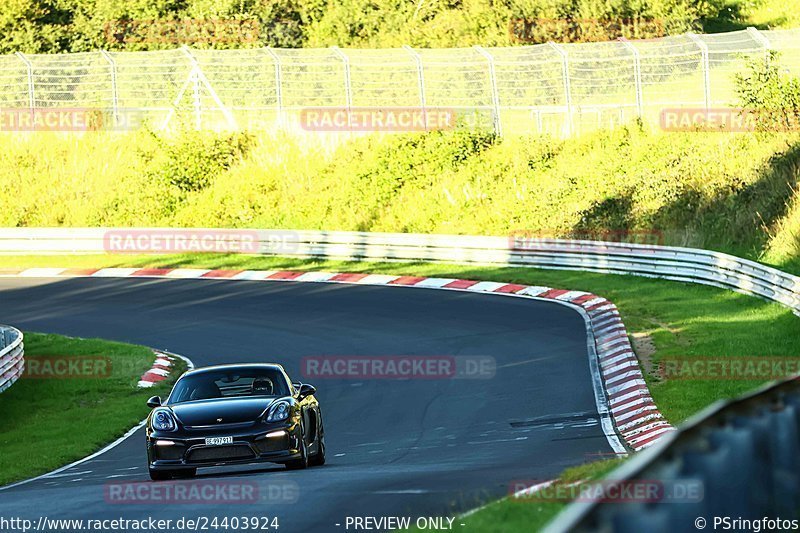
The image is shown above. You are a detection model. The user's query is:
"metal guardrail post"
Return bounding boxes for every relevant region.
[264,48,283,123]
[15,52,35,112]
[546,376,800,532]
[619,38,644,118]
[547,42,573,136]
[331,46,353,127]
[747,26,772,65]
[99,50,119,122]
[0,326,24,395]
[473,45,503,136]
[403,45,428,129]
[687,33,711,110]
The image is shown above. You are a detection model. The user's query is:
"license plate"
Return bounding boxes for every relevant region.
[205,436,233,446]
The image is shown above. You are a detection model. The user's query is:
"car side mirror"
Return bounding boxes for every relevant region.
[147,395,162,408]
[297,383,316,400]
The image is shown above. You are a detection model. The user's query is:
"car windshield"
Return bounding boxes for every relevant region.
[168,368,290,404]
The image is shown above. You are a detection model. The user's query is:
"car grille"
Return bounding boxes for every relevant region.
[154,445,184,461]
[187,445,255,463]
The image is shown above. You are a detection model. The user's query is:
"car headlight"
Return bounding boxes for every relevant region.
[152,408,177,431]
[266,401,291,422]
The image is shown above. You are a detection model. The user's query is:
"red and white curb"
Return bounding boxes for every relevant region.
[138,351,175,388]
[0,267,673,452]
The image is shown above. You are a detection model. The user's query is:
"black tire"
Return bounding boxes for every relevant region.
[285,427,309,470]
[310,433,325,467]
[149,469,173,481]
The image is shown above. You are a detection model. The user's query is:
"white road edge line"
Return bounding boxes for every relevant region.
[1,272,633,525]
[0,350,194,492]
[404,284,628,457]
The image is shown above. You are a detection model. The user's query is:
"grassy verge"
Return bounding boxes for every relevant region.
[1,253,796,525]
[453,459,626,532]
[0,332,185,486]
[736,0,800,29]
[2,125,799,275]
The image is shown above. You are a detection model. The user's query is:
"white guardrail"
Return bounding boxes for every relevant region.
[0,326,24,394]
[0,227,799,316]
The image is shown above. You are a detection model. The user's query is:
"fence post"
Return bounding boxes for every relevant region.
[15,52,35,112]
[161,72,192,131]
[547,42,573,136]
[99,50,119,123]
[687,33,711,110]
[746,27,772,66]
[619,38,643,119]
[264,48,283,124]
[331,46,353,129]
[180,47,203,130]
[474,45,503,136]
[181,46,237,130]
[403,45,428,129]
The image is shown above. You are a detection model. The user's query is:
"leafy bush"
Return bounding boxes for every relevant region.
[0,0,737,53]
[0,128,253,227]
[149,130,253,193]
[2,61,800,273]
[735,51,800,132]
[734,52,800,269]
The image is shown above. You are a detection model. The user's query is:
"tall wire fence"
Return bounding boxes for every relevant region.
[1,28,798,137]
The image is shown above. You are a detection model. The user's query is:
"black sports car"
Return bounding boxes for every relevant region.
[145,363,325,480]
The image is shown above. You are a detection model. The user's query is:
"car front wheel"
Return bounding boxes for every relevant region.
[285,429,309,470]
[310,434,325,466]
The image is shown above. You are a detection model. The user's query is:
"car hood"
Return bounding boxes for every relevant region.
[169,397,279,427]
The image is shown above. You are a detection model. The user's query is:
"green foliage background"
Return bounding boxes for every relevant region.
[2,123,799,270]
[0,0,755,53]
[1,36,799,276]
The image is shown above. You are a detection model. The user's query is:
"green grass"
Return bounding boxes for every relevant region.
[2,126,800,275]
[1,55,798,526]
[0,332,185,486]
[730,0,800,30]
[2,252,797,424]
[1,253,796,526]
[453,459,626,533]
[698,0,800,43]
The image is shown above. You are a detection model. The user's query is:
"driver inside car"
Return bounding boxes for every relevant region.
[251,377,273,396]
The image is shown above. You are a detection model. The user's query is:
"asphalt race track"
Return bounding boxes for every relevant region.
[0,277,612,532]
